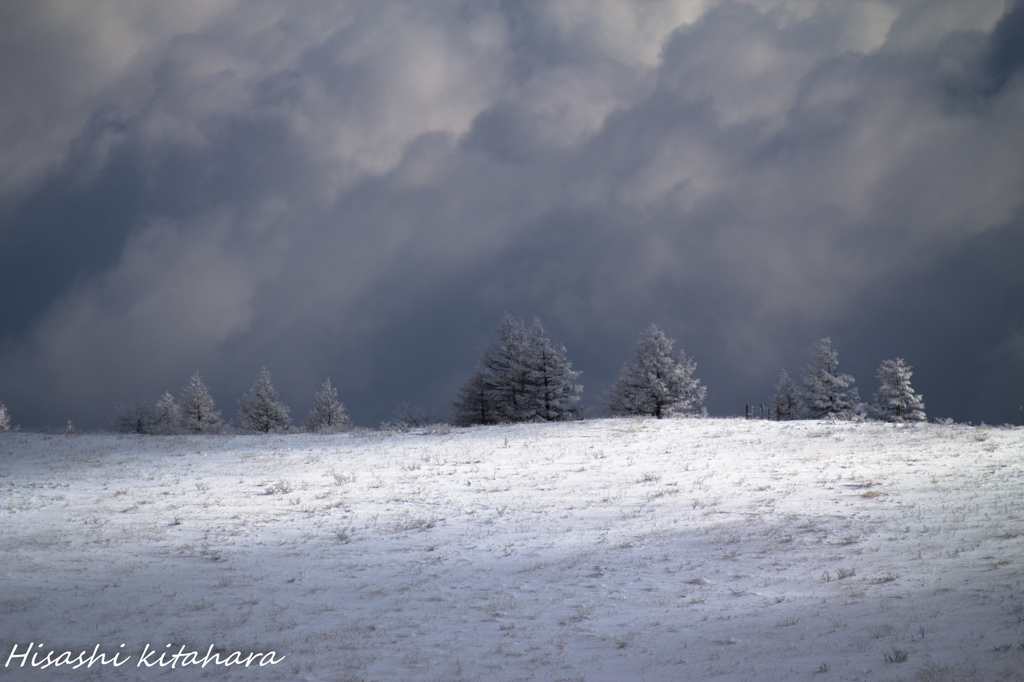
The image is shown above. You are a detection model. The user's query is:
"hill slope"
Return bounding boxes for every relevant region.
[2,419,1023,680]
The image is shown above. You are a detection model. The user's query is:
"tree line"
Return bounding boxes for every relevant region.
[452,316,707,425]
[112,371,351,435]
[770,337,926,423]
[0,319,929,434]
[453,319,925,425]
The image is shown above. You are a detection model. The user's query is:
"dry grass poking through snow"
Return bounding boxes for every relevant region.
[1,419,1023,681]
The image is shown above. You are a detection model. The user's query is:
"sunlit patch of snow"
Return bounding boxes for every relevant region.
[1,418,1022,680]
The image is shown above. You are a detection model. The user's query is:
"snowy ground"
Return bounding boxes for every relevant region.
[2,418,1023,681]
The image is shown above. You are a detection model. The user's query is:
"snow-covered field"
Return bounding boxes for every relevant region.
[2,419,1023,681]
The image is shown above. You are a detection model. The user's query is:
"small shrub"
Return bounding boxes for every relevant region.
[871,573,899,584]
[330,470,356,485]
[263,480,293,495]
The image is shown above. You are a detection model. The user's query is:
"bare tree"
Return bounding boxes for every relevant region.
[115,399,156,434]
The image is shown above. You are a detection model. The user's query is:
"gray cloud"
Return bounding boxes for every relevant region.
[1,0,1021,429]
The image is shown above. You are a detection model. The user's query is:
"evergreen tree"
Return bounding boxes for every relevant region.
[305,378,351,433]
[179,371,222,433]
[0,401,11,431]
[770,369,802,421]
[238,367,291,433]
[453,314,583,425]
[524,318,583,421]
[872,358,926,422]
[481,313,534,422]
[605,324,707,419]
[152,391,182,434]
[801,337,861,419]
[452,366,500,426]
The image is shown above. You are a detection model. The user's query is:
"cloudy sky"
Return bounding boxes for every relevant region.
[1,0,1022,430]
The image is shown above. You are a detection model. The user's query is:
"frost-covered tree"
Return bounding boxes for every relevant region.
[0,401,11,431]
[801,337,861,419]
[180,371,222,433]
[115,399,155,434]
[482,313,534,422]
[524,318,583,422]
[770,369,802,421]
[453,314,583,425]
[452,366,500,426]
[238,367,291,433]
[605,324,707,419]
[872,358,926,423]
[152,391,182,434]
[305,378,351,433]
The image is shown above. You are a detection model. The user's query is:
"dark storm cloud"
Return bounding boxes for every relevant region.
[987,0,1024,92]
[0,1,1021,429]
